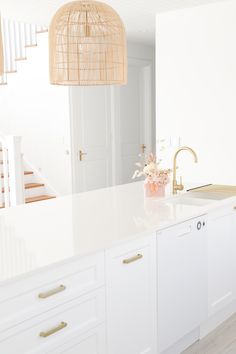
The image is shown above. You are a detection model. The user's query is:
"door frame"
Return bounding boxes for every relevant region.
[69,87,77,194]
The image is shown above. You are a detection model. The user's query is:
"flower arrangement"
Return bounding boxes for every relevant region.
[133,153,171,197]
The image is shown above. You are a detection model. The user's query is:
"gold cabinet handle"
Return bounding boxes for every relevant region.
[38,285,66,299]
[39,322,67,338]
[123,254,143,264]
[79,150,87,161]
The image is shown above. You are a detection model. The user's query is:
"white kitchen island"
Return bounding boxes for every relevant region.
[0,181,236,354]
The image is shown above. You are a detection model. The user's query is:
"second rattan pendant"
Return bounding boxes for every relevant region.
[49,0,127,86]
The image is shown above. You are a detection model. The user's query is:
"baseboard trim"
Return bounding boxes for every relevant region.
[200,300,236,339]
[159,301,236,354]
[160,328,199,354]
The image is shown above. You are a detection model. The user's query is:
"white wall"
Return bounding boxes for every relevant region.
[128,42,156,150]
[156,0,236,185]
[0,33,72,195]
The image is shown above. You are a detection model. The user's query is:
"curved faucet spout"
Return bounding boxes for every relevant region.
[172,146,198,195]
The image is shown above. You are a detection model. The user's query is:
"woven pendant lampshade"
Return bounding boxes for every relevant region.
[49,0,127,86]
[0,17,4,76]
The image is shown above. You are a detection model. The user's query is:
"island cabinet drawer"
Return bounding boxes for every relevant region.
[44,325,106,354]
[0,252,105,331]
[0,288,105,354]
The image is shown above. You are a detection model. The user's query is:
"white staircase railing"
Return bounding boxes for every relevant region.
[0,18,47,85]
[0,135,24,208]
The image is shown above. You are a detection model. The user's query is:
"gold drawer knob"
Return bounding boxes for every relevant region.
[123,254,143,264]
[40,321,67,338]
[38,285,66,299]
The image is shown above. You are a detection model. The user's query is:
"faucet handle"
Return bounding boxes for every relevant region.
[179,176,184,191]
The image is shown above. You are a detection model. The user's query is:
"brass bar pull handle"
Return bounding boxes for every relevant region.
[123,254,143,264]
[39,322,67,338]
[79,150,87,161]
[38,285,66,299]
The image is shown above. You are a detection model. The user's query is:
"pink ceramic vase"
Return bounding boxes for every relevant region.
[144,181,165,198]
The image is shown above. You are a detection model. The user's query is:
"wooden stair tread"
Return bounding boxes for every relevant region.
[2,182,44,193]
[25,183,44,189]
[26,195,56,203]
[0,195,56,208]
[24,171,33,175]
[1,171,33,178]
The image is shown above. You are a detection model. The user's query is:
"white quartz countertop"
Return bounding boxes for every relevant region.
[0,181,235,284]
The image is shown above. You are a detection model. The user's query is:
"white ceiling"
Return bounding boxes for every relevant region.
[0,0,229,44]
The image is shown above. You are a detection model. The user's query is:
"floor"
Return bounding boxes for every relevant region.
[183,314,236,354]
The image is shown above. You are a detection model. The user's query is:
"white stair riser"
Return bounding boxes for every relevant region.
[0,175,34,184]
[1,186,45,198]
[24,186,45,198]
[0,168,34,179]
[23,174,35,184]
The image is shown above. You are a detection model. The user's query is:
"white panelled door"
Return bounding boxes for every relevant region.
[70,59,153,193]
[116,59,152,185]
[70,86,112,193]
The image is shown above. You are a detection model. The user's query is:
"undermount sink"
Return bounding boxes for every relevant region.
[186,191,233,201]
[186,185,236,201]
[165,195,213,207]
[163,185,236,208]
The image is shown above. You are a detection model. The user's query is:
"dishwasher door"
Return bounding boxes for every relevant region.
[157,216,207,353]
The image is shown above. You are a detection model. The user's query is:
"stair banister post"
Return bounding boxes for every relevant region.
[2,143,10,208]
[6,135,24,206]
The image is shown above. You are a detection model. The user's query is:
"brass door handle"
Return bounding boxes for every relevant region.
[79,150,87,161]
[141,144,146,154]
[38,285,66,299]
[39,322,67,338]
[123,254,143,264]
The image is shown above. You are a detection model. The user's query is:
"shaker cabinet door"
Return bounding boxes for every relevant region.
[208,206,236,315]
[106,235,157,354]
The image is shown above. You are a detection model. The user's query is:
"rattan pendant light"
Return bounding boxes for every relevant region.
[49,0,127,86]
[0,17,4,76]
